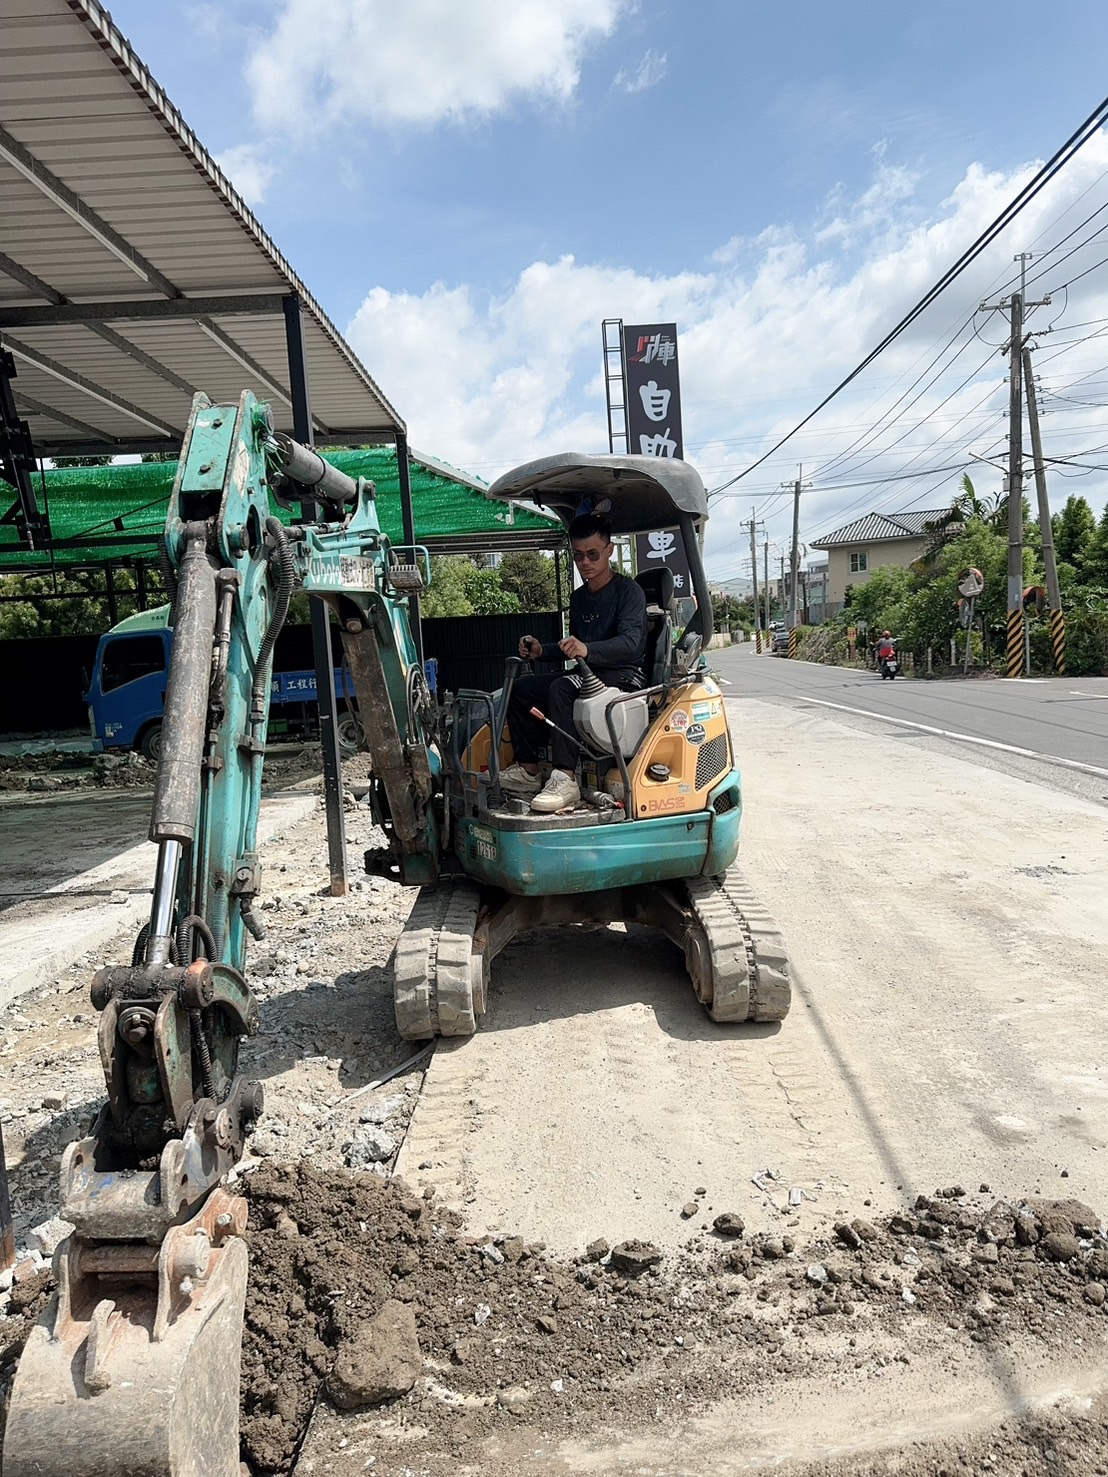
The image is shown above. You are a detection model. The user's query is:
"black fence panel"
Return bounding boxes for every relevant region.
[0,612,566,736]
[1,634,100,732]
[421,612,563,694]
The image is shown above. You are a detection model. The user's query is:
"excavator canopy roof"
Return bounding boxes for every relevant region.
[487,453,708,535]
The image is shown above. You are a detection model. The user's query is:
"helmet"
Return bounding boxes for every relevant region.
[882,630,891,638]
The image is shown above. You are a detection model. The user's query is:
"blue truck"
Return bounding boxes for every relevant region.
[85,605,365,759]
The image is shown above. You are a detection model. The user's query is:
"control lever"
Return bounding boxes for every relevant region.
[527,707,613,812]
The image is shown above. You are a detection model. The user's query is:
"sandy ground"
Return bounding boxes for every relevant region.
[399,695,1108,1253]
[2,697,1108,1475]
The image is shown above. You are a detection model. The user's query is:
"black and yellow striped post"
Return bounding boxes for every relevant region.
[788,626,798,659]
[1005,609,1023,678]
[755,629,762,654]
[1049,607,1066,675]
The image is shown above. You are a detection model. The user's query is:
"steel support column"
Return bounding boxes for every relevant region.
[395,431,424,666]
[0,1124,13,1272]
[283,293,348,895]
[0,348,46,549]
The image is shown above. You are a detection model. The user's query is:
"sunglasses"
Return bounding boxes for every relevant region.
[571,546,608,563]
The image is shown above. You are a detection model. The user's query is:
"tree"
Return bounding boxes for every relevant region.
[917,474,1006,568]
[0,566,164,639]
[711,592,753,631]
[1053,494,1098,569]
[845,565,916,632]
[419,556,521,618]
[464,567,520,615]
[420,556,476,617]
[498,551,557,611]
[1081,501,1108,588]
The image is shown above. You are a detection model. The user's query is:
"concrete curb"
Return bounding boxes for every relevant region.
[1,790,319,1010]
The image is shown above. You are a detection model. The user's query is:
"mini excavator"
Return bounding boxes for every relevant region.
[3,393,790,1476]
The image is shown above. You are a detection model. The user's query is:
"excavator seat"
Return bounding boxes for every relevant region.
[634,566,676,687]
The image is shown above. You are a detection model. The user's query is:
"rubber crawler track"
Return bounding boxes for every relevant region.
[686,869,792,1022]
[394,880,483,1040]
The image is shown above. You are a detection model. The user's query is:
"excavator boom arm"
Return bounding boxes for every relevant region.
[3,390,439,1477]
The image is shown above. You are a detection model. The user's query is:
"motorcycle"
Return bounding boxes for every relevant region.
[878,652,898,679]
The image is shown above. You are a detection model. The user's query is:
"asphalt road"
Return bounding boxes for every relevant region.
[713,643,1108,800]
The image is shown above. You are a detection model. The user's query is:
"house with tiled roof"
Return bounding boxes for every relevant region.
[810,509,947,613]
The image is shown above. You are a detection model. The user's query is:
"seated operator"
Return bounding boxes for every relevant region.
[501,511,648,813]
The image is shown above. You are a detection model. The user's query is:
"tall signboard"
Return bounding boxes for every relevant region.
[620,322,692,598]
[622,323,684,459]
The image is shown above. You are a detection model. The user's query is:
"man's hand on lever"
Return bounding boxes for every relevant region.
[559,637,588,660]
[518,634,544,659]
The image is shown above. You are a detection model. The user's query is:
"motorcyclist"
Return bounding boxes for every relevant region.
[876,630,896,673]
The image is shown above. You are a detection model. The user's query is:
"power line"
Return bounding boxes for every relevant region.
[708,90,1108,496]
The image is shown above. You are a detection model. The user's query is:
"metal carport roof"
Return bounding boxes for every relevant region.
[0,0,403,477]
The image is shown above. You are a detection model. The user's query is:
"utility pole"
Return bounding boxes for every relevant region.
[1023,342,1065,673]
[1006,289,1025,677]
[763,539,770,638]
[747,516,762,652]
[788,466,809,629]
[981,255,1049,679]
[776,467,811,629]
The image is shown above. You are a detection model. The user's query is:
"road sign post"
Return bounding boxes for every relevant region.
[957,568,984,677]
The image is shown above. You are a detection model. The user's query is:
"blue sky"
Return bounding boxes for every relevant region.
[108,0,1108,581]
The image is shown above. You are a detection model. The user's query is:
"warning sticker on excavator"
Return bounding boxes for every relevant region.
[691,701,719,722]
[669,708,689,731]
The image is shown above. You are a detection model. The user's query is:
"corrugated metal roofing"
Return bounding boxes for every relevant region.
[0,449,563,572]
[0,0,403,459]
[812,509,948,547]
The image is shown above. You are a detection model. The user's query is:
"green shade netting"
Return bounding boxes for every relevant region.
[0,449,555,569]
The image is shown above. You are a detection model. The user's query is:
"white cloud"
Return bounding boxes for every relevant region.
[245,0,626,132]
[213,142,276,206]
[613,49,668,94]
[345,137,1108,578]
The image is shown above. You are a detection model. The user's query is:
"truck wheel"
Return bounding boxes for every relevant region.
[139,722,163,761]
[337,711,365,753]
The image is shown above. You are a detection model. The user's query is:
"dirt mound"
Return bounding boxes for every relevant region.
[241,1168,1108,1475]
[1,1177,1106,1474]
[0,745,323,795]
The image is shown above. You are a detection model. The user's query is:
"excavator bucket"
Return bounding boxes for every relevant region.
[3,1191,249,1477]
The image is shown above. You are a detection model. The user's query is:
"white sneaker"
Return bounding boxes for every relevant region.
[500,761,541,795]
[530,768,581,813]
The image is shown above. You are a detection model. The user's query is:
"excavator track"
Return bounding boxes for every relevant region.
[685,869,792,1022]
[394,879,487,1040]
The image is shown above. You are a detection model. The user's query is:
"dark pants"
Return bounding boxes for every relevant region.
[508,672,581,771]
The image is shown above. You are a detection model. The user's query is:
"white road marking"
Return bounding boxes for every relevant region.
[796,696,1108,781]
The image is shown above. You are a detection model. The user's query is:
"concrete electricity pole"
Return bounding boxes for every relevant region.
[788,467,808,630]
[1023,342,1065,673]
[1006,290,1025,677]
[776,467,812,630]
[981,254,1049,679]
[747,516,763,652]
[763,539,770,638]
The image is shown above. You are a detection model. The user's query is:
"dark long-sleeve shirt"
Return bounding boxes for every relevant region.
[541,571,647,685]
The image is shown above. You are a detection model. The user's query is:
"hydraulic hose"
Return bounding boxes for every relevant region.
[175,912,217,965]
[251,516,295,722]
